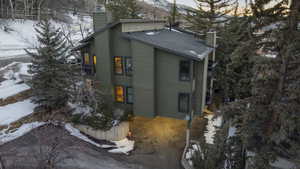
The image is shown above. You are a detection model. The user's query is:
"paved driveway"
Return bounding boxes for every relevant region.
[0,124,149,169]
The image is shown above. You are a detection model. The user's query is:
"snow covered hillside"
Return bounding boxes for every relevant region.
[0,14,92,58]
[140,0,193,13]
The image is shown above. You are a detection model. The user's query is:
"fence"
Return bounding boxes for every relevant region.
[74,122,130,141]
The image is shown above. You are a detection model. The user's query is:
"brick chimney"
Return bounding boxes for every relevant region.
[93,1,113,31]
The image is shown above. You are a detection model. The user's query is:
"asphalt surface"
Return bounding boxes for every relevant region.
[0,124,149,169]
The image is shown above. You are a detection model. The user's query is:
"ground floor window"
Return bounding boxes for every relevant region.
[115,86,125,103]
[126,87,134,104]
[115,86,134,104]
[178,93,190,113]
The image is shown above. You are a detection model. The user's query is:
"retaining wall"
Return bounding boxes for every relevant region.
[74,122,130,141]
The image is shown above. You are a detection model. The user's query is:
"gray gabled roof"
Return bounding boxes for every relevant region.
[122,28,214,61]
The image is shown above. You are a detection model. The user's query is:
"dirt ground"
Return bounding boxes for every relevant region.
[128,116,207,169]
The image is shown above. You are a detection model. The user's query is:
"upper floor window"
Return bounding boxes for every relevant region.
[114,56,123,75]
[125,57,133,76]
[114,56,132,76]
[179,60,191,81]
[178,93,190,113]
[84,53,90,64]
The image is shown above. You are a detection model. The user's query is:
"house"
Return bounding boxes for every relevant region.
[73,4,216,120]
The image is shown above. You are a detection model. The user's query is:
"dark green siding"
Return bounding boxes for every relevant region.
[155,50,193,119]
[131,41,156,117]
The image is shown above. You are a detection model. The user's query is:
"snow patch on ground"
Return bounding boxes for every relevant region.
[204,114,222,144]
[108,138,135,155]
[0,15,92,58]
[0,99,36,126]
[0,122,45,145]
[65,123,134,155]
[0,63,31,99]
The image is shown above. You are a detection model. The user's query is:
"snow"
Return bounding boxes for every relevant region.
[189,50,206,59]
[108,138,135,155]
[0,63,32,99]
[146,31,159,35]
[0,80,30,100]
[65,123,134,155]
[0,122,45,145]
[228,126,237,138]
[204,114,222,144]
[0,15,92,58]
[65,123,104,148]
[0,99,36,126]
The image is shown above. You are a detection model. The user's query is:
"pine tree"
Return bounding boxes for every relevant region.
[215,14,254,101]
[106,0,141,21]
[27,19,72,112]
[224,0,300,168]
[186,0,237,32]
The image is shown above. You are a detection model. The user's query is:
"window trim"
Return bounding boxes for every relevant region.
[114,56,124,75]
[178,93,190,113]
[126,87,134,104]
[179,60,191,81]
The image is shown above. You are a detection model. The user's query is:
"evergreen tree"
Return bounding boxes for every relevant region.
[27,19,72,111]
[215,14,254,101]
[106,0,141,21]
[224,0,300,168]
[186,0,237,32]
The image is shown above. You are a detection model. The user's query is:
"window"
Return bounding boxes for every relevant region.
[125,57,133,76]
[84,53,90,64]
[178,93,190,113]
[126,87,134,104]
[114,56,123,75]
[115,86,125,103]
[179,60,191,81]
[93,55,97,65]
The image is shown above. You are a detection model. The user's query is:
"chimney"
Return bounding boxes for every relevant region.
[93,1,113,31]
[206,31,217,62]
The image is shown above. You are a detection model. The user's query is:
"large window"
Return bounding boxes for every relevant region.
[179,60,191,81]
[115,86,125,103]
[178,93,190,113]
[114,56,123,75]
[114,56,132,76]
[126,87,134,104]
[115,86,134,104]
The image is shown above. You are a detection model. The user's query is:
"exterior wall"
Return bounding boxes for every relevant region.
[131,41,156,117]
[122,22,165,32]
[94,30,113,95]
[110,25,133,111]
[193,57,208,115]
[155,50,193,119]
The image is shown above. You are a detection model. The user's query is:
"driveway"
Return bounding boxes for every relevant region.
[0,124,149,169]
